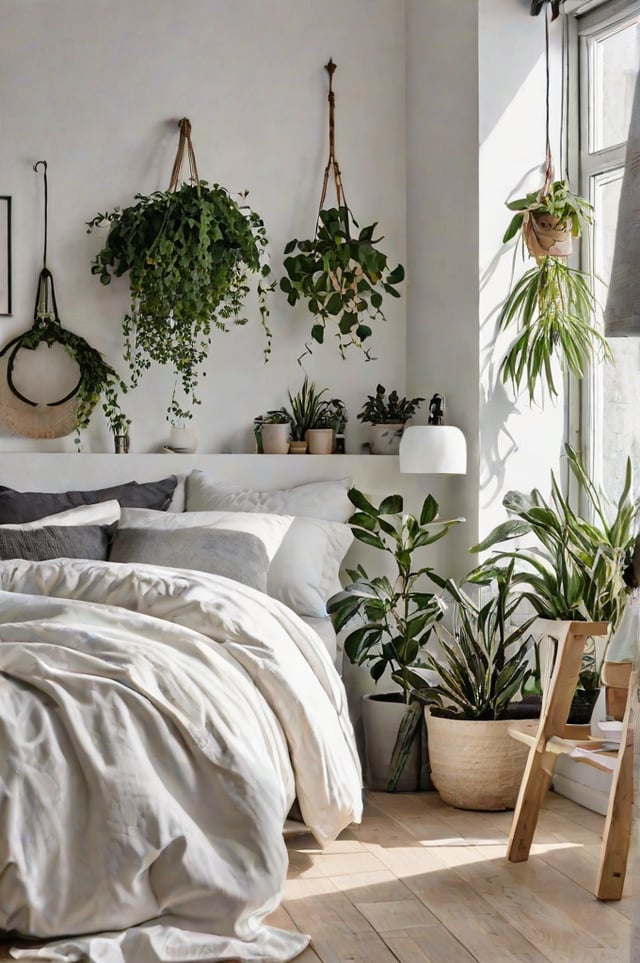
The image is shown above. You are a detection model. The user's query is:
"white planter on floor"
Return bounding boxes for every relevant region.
[362,692,429,792]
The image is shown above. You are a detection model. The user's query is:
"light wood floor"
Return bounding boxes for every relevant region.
[271,789,634,963]
[0,790,633,962]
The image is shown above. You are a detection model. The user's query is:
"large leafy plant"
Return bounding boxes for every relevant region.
[328,488,463,700]
[88,180,273,423]
[280,207,404,361]
[425,563,536,720]
[328,488,463,789]
[472,444,639,629]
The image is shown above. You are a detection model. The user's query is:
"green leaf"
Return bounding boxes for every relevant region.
[378,494,403,515]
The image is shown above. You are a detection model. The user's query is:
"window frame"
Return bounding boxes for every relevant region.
[566,0,640,506]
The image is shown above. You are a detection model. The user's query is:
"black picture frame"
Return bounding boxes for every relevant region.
[0,196,12,316]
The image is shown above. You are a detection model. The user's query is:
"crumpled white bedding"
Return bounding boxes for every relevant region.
[0,558,363,963]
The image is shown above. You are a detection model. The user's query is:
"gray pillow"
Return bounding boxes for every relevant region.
[109,527,270,593]
[0,525,114,562]
[0,477,178,524]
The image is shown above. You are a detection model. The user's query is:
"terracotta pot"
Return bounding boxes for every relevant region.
[289,439,308,454]
[306,428,334,455]
[261,422,291,454]
[426,711,533,811]
[524,212,574,259]
[369,423,404,455]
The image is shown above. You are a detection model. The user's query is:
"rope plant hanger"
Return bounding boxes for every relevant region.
[280,60,405,363]
[0,161,127,443]
[496,6,611,403]
[87,117,273,425]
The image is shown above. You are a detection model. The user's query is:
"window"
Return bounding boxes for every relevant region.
[575,0,640,499]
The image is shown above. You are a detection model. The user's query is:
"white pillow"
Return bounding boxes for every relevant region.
[186,473,353,523]
[0,500,121,530]
[118,507,293,563]
[184,474,353,619]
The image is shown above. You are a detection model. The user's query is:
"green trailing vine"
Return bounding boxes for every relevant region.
[88,119,274,423]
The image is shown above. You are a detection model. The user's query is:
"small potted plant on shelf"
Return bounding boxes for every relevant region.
[498,177,612,402]
[422,562,538,811]
[255,410,292,455]
[357,384,424,455]
[281,376,345,454]
[110,411,132,454]
[328,488,463,791]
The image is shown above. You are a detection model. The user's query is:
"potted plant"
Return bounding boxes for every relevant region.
[280,208,405,362]
[281,376,345,454]
[279,61,404,362]
[357,384,424,455]
[87,118,274,425]
[498,178,612,402]
[256,410,291,455]
[472,444,640,721]
[421,562,538,811]
[328,487,463,791]
[111,411,132,454]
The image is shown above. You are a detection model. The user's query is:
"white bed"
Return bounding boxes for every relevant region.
[0,453,420,962]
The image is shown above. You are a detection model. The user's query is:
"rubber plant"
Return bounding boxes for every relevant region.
[280,61,404,362]
[88,118,274,423]
[497,9,611,402]
[327,488,463,789]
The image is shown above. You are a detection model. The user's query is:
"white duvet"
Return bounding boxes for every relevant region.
[0,558,363,962]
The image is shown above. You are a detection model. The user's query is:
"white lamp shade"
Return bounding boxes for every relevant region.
[399,425,467,475]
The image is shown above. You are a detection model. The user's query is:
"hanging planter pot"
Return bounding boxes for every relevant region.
[280,61,404,362]
[523,211,573,258]
[0,162,128,446]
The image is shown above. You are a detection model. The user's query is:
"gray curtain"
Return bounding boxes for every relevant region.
[604,66,640,337]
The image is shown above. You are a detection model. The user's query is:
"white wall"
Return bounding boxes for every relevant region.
[0,0,571,575]
[0,0,406,455]
[478,0,567,544]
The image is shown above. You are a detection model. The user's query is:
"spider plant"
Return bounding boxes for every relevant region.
[471,444,639,630]
[498,178,612,402]
[424,562,536,720]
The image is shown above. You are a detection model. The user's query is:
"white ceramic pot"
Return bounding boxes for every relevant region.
[369,423,404,455]
[362,692,429,792]
[168,425,197,453]
[261,422,291,454]
[426,711,532,811]
[306,428,334,455]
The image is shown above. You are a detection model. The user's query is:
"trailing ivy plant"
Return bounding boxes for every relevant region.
[88,180,273,423]
[280,206,404,361]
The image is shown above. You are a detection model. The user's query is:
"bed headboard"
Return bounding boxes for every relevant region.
[0,452,419,502]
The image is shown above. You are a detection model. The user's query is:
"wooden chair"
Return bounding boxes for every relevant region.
[506,619,635,901]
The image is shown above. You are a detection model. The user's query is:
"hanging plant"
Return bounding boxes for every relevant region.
[0,162,128,448]
[497,14,612,403]
[280,61,404,361]
[87,118,273,423]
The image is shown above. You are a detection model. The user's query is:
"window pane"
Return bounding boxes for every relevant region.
[593,170,640,496]
[592,17,639,152]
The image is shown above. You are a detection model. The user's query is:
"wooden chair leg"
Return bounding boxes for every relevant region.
[507,748,557,863]
[596,735,634,900]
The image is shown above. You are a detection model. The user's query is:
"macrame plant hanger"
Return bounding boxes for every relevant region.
[317,60,349,224]
[168,117,200,192]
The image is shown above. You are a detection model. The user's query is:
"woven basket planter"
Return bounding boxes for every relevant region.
[426,711,532,811]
